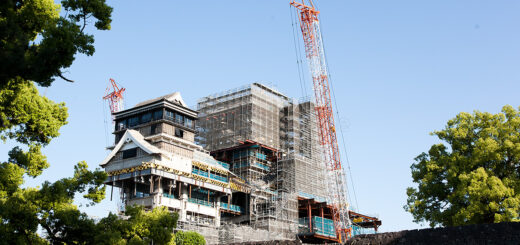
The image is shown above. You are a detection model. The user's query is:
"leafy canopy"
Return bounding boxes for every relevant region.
[0,0,112,86]
[95,205,179,245]
[405,105,520,227]
[175,231,206,245]
[0,78,109,244]
[1,1,206,244]
[0,0,112,244]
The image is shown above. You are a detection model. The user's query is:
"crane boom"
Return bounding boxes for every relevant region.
[103,78,126,114]
[290,0,351,241]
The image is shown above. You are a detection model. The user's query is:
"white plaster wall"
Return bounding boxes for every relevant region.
[186,202,218,217]
[121,141,138,151]
[162,154,192,173]
[159,196,182,209]
[105,155,157,172]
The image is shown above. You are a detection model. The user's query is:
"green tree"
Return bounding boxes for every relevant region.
[0,0,113,244]
[0,77,110,245]
[405,105,520,227]
[94,205,179,245]
[1,1,205,244]
[175,231,206,245]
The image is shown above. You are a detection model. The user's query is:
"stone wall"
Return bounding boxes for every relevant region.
[180,222,294,245]
[226,241,302,245]
[218,222,520,245]
[217,224,291,244]
[346,222,520,245]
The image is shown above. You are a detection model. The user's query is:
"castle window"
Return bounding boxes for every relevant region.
[175,113,184,125]
[185,117,193,128]
[116,119,127,131]
[175,128,184,138]
[141,112,152,123]
[153,110,163,120]
[166,110,174,120]
[128,117,139,127]
[122,148,138,159]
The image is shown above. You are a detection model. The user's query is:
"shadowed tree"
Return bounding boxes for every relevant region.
[0,0,112,86]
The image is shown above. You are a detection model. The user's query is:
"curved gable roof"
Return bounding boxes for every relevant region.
[100,129,170,166]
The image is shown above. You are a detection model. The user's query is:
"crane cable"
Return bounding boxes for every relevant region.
[289,4,309,99]
[102,99,110,149]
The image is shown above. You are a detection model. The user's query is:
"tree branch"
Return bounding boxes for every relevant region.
[58,72,74,83]
[22,229,33,245]
[41,222,57,242]
[80,12,87,33]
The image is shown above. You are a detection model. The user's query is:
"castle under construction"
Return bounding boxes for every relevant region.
[100,83,380,244]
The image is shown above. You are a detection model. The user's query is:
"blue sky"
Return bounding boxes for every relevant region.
[2,0,519,232]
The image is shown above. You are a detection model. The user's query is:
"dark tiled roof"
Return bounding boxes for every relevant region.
[134,92,187,108]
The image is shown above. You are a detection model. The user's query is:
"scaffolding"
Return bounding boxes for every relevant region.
[197,83,329,242]
[279,100,327,199]
[197,83,288,152]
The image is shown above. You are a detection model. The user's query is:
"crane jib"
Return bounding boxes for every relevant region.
[290,0,352,242]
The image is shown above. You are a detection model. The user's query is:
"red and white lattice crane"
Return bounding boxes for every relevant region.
[103,78,126,114]
[290,0,352,241]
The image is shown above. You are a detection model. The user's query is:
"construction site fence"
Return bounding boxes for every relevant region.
[188,197,214,207]
[163,193,177,199]
[232,161,270,171]
[221,203,243,213]
[232,151,267,161]
[192,168,229,182]
[298,216,336,238]
[352,225,377,236]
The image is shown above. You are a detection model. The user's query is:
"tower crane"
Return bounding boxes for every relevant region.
[290,0,352,241]
[103,78,126,114]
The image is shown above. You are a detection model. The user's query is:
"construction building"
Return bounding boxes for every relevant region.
[100,84,380,244]
[197,83,328,236]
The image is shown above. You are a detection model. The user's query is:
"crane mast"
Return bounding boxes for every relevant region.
[290,0,352,241]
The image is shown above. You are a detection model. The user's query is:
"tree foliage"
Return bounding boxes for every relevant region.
[95,205,179,245]
[0,0,113,244]
[405,105,520,227]
[175,231,206,245]
[0,0,113,86]
[1,1,207,244]
[0,78,109,245]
